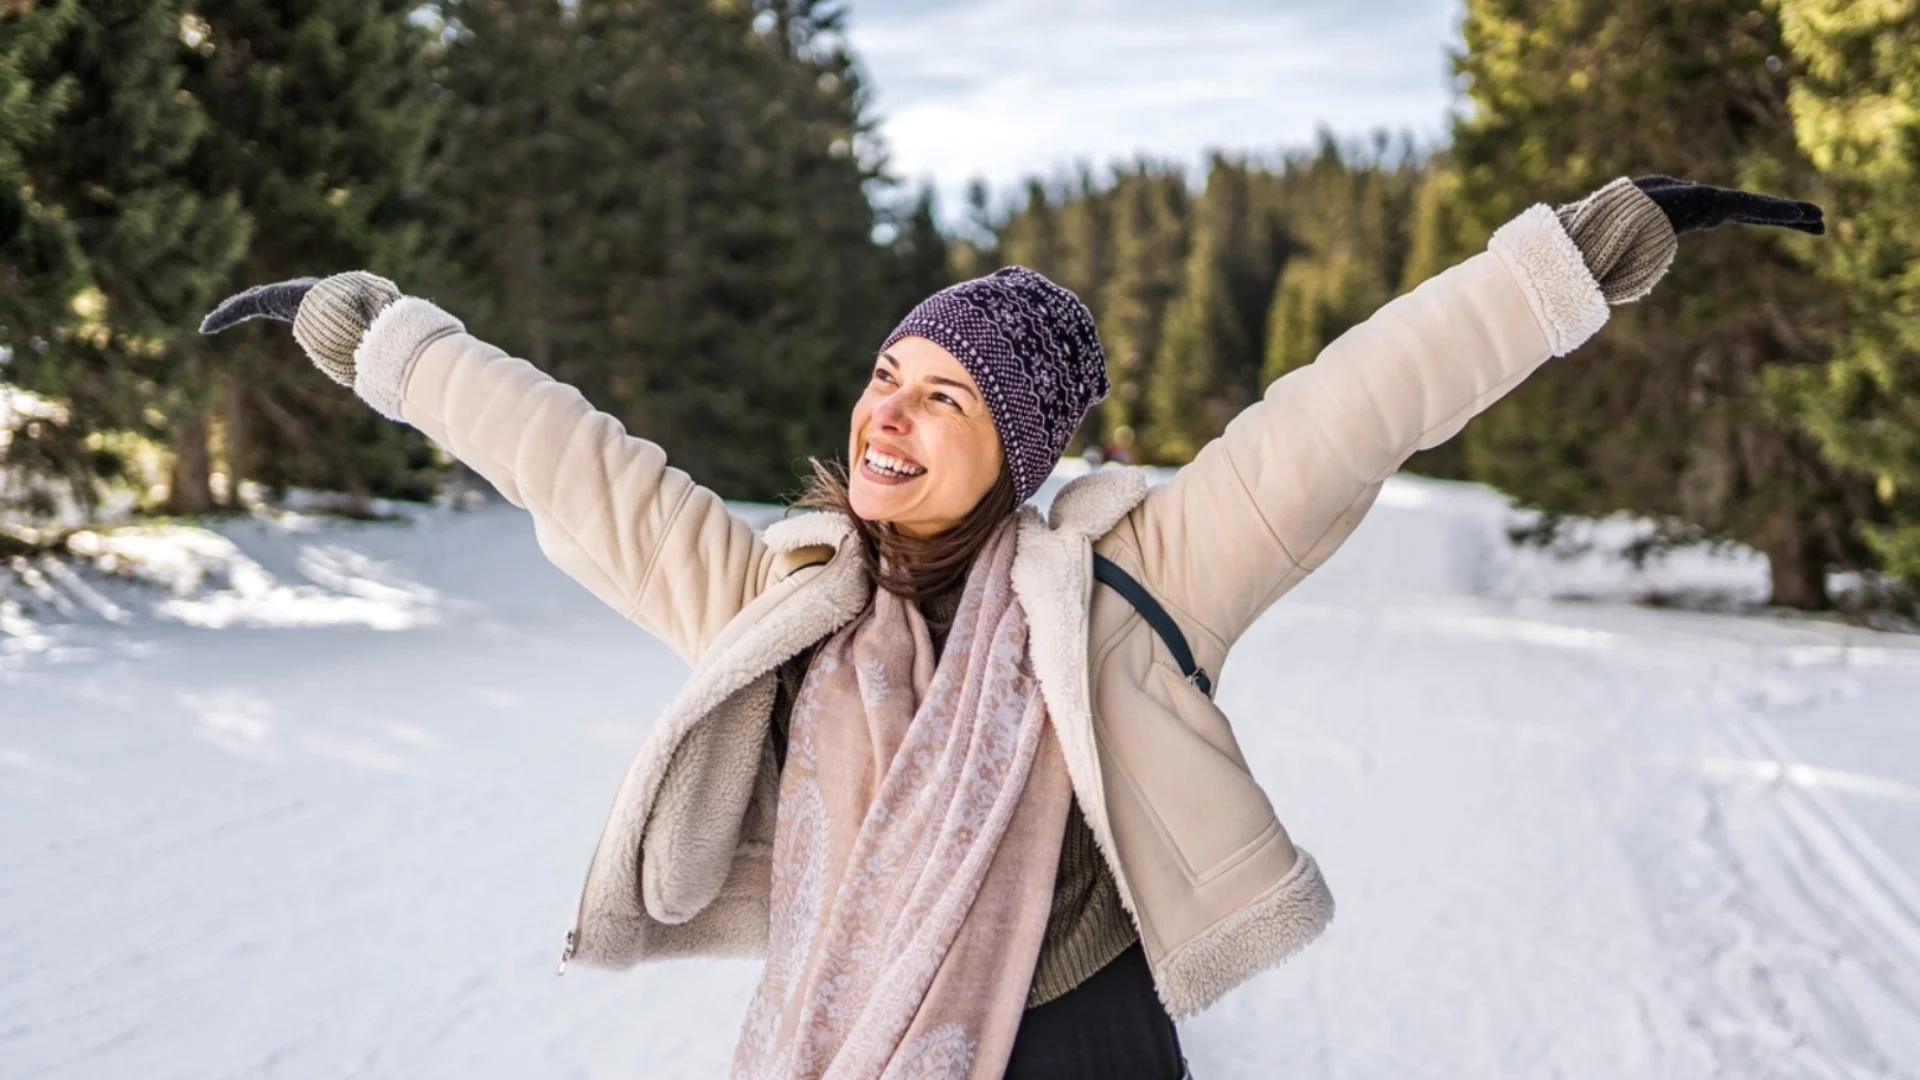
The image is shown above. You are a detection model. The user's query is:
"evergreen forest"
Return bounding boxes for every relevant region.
[3,0,1918,612]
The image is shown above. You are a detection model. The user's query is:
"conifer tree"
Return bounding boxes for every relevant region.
[1399,158,1468,294]
[1145,236,1239,463]
[1769,0,1920,587]
[1262,256,1341,386]
[998,178,1060,273]
[428,0,596,391]
[888,182,952,315]
[1451,0,1869,608]
[945,177,996,281]
[1145,155,1278,462]
[0,0,84,341]
[1260,136,1413,386]
[1095,164,1188,454]
[6,0,249,517]
[181,0,440,510]
[432,0,894,500]
[1052,165,1114,332]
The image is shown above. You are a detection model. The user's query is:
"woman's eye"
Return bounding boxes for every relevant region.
[933,392,958,408]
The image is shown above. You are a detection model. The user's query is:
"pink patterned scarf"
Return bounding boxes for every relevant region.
[731,517,1075,1080]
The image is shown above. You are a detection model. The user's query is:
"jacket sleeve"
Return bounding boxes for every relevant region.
[1109,204,1611,652]
[347,297,775,665]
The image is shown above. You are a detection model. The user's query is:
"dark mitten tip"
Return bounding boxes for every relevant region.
[1782,201,1825,235]
[1632,174,1689,193]
[197,296,253,335]
[197,278,319,335]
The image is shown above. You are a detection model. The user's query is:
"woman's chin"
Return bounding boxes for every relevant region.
[847,481,897,523]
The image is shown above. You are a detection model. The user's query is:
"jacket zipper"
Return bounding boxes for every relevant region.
[561,751,641,974]
[558,850,599,974]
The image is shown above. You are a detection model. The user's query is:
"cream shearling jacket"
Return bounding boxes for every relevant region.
[343,204,1610,1019]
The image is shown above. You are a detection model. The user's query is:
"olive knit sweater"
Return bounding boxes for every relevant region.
[766,585,1139,1010]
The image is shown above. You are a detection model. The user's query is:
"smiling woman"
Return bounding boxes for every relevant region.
[794,266,1105,600]
[196,171,1821,1080]
[793,333,1017,600]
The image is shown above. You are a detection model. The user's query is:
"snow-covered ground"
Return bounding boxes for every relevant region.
[5,470,1919,1079]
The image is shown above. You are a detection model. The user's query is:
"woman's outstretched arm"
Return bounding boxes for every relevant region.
[1102,177,1821,659]
[203,283,776,665]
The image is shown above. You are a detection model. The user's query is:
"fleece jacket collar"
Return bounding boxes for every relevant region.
[562,467,1150,972]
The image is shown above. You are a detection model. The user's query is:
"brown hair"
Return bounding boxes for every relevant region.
[792,456,1017,602]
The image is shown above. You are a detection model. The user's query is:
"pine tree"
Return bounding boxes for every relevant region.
[1262,257,1336,385]
[1769,0,1920,588]
[945,177,996,281]
[3,0,92,520]
[1052,165,1113,332]
[1145,155,1278,462]
[1145,237,1240,463]
[1399,158,1468,294]
[426,0,585,386]
[750,0,904,492]
[181,0,441,511]
[6,0,249,519]
[431,0,894,501]
[997,178,1059,273]
[1095,163,1188,456]
[1451,0,1870,608]
[888,182,952,315]
[1260,135,1413,387]
[0,0,85,341]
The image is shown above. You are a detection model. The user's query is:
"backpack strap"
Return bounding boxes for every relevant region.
[1091,553,1212,698]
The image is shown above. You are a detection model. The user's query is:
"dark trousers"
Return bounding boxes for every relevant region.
[1003,941,1190,1079]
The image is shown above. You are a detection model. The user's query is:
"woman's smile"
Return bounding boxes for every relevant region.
[859,441,927,485]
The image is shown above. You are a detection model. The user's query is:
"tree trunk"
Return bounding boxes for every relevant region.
[1756,512,1830,610]
[344,474,372,519]
[223,370,247,508]
[167,407,215,515]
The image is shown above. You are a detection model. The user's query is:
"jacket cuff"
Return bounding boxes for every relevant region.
[352,296,465,421]
[1487,203,1610,357]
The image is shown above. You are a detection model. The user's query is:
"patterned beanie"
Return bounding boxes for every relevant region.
[880,266,1110,505]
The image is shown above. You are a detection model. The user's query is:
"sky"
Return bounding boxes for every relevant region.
[843,0,1467,216]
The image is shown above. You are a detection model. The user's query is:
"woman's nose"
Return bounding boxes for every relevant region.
[875,393,912,432]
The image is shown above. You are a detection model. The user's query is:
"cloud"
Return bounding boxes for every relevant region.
[846,0,1462,215]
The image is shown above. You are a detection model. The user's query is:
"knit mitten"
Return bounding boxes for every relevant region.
[1554,175,1825,305]
[200,270,400,387]
[1554,178,1678,305]
[291,272,401,386]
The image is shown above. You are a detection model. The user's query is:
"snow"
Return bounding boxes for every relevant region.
[4,469,1919,1078]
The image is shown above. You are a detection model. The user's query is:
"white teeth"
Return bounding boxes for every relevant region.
[864,448,925,478]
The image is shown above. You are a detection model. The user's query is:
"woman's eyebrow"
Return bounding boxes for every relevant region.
[877,351,979,402]
[926,375,980,401]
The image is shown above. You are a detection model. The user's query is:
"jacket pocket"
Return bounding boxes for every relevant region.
[1101,662,1279,886]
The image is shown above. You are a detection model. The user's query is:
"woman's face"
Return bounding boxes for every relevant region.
[846,335,1004,537]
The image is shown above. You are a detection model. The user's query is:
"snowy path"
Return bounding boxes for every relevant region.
[5,475,1919,1078]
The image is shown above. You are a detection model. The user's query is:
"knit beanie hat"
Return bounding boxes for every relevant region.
[880,266,1109,505]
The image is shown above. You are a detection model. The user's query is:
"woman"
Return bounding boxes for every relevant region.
[203,175,1821,1079]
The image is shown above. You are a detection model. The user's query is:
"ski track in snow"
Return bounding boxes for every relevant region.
[3,472,1918,1079]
